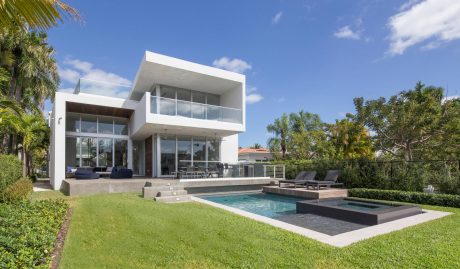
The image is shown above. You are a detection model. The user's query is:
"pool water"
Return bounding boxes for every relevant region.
[201,192,303,218]
[318,199,395,211]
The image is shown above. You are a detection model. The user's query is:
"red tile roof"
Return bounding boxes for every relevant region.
[238,148,271,154]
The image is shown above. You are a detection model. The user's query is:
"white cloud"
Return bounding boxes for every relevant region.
[58,57,132,98]
[442,95,459,103]
[246,93,263,104]
[58,87,75,93]
[387,0,460,55]
[212,57,252,74]
[273,97,285,103]
[245,86,263,104]
[58,67,80,84]
[272,11,283,24]
[333,25,360,40]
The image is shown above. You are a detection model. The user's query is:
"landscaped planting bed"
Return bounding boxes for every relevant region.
[0,199,68,268]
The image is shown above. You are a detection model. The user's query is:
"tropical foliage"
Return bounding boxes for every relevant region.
[267,82,459,162]
[354,82,460,161]
[0,0,79,31]
[0,29,57,176]
[266,110,373,160]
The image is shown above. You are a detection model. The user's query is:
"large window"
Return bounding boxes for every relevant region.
[81,115,97,133]
[81,137,97,167]
[114,139,128,167]
[159,135,220,176]
[177,136,191,171]
[98,138,113,167]
[160,136,176,175]
[66,113,128,135]
[98,116,113,134]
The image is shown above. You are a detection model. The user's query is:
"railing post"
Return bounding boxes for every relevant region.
[263,165,266,177]
[175,99,178,116]
[273,165,276,179]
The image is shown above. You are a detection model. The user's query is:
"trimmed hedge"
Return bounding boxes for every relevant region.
[2,178,33,203]
[349,188,460,208]
[0,199,68,268]
[0,154,22,198]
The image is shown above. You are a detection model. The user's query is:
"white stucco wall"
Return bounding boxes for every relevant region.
[221,134,239,163]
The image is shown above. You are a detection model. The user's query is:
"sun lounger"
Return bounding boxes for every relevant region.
[278,171,317,188]
[306,170,343,190]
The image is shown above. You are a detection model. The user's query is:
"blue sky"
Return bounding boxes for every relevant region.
[47,0,460,147]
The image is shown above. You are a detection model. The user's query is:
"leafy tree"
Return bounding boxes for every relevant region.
[250,143,262,149]
[288,111,335,160]
[267,113,290,159]
[328,117,374,159]
[354,82,452,161]
[0,0,79,31]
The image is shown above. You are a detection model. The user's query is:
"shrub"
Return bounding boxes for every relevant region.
[2,178,33,202]
[349,188,460,208]
[278,159,460,195]
[0,154,22,196]
[0,199,68,268]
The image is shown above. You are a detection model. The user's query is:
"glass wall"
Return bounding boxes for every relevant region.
[65,113,129,170]
[193,138,206,169]
[177,136,192,171]
[66,113,128,135]
[132,140,145,175]
[160,136,176,175]
[159,135,221,176]
[98,138,113,167]
[81,137,97,167]
[114,139,128,167]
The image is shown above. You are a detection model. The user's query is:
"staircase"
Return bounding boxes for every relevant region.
[143,183,192,203]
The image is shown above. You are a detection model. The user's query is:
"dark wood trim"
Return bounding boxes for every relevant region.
[66,102,133,118]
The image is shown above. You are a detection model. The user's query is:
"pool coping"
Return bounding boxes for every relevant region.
[191,196,452,247]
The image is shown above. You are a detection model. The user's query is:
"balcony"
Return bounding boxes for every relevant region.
[150,96,242,124]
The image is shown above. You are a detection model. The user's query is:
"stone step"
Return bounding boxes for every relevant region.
[154,195,192,203]
[143,185,186,199]
[157,190,188,197]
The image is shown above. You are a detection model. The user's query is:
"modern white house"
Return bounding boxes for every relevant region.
[49,51,246,190]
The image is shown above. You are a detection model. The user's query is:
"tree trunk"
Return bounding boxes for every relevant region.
[22,149,27,177]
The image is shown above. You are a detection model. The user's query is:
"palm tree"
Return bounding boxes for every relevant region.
[0,30,59,107]
[17,114,49,176]
[267,113,290,159]
[0,0,80,30]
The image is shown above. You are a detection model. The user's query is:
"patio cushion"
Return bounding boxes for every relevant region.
[110,167,133,179]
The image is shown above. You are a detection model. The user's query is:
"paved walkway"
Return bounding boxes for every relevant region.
[33,181,53,192]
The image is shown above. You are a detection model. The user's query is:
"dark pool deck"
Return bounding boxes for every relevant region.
[276,213,369,235]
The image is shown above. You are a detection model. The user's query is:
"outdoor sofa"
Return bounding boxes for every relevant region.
[278,171,317,188]
[305,170,343,190]
[75,167,99,180]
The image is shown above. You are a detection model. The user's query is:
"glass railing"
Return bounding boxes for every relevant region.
[151,96,242,124]
[73,78,131,99]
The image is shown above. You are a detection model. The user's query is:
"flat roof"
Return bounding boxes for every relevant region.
[129,51,245,100]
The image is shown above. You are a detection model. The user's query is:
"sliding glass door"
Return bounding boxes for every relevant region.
[158,135,221,176]
[160,136,176,175]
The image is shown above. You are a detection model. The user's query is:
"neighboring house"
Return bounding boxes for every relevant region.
[238,148,273,163]
[49,51,245,190]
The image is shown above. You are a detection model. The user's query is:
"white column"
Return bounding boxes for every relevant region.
[50,93,66,190]
[127,139,133,169]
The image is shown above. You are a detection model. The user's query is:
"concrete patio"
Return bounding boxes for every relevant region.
[62,177,273,196]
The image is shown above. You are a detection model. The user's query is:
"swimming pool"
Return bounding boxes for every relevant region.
[200,192,303,218]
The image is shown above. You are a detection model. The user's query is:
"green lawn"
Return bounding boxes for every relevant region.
[32,192,460,269]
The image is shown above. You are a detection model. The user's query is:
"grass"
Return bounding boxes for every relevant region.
[32,191,460,269]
